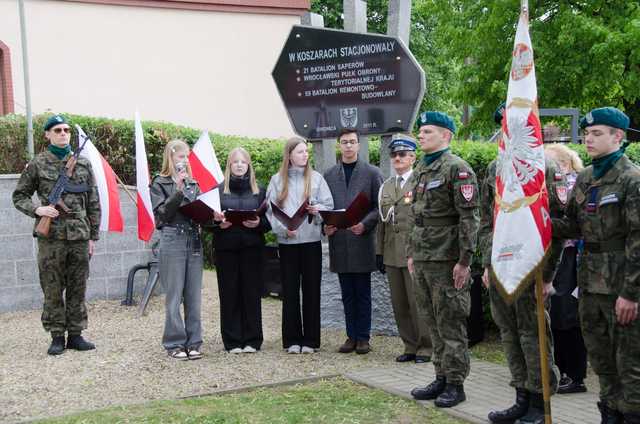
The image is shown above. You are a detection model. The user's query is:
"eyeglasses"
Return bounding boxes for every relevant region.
[391,151,410,158]
[52,127,71,134]
[340,140,358,146]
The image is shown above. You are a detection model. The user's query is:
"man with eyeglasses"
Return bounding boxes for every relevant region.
[324,128,383,355]
[376,133,432,364]
[407,111,479,408]
[13,115,101,356]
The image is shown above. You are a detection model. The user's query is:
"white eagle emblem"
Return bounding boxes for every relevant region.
[497,115,542,193]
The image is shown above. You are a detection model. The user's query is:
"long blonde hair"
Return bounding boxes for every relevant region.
[276,137,312,206]
[544,143,584,173]
[160,139,192,177]
[223,147,259,194]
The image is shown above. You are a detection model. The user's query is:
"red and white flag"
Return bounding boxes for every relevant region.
[492,5,550,299]
[76,125,124,232]
[188,130,224,193]
[135,111,155,241]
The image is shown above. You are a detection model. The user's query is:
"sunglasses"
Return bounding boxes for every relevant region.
[391,151,410,158]
[52,127,71,134]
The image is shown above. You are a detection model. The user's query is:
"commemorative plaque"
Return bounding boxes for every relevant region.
[272,25,425,140]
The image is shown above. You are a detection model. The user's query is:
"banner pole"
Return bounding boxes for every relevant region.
[114,173,137,205]
[535,269,552,424]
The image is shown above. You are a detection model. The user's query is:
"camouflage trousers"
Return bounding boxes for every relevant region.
[37,238,90,336]
[489,280,559,394]
[580,293,640,414]
[413,260,470,384]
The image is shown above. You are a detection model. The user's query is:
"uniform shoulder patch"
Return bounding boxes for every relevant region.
[458,171,469,180]
[461,184,474,201]
[556,185,567,204]
[554,172,563,181]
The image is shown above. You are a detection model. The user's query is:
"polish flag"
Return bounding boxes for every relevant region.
[76,126,123,232]
[188,131,224,192]
[491,3,549,301]
[135,111,155,241]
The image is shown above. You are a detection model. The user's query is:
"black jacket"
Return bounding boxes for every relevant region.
[212,175,270,251]
[150,175,200,228]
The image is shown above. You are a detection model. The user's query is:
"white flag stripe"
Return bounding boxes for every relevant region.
[77,126,111,232]
[192,131,224,183]
[135,111,154,219]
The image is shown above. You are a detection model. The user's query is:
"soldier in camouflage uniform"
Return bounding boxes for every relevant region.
[553,107,640,424]
[408,111,480,408]
[13,115,101,356]
[479,104,564,424]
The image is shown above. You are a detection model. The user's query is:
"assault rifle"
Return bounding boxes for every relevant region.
[35,133,91,237]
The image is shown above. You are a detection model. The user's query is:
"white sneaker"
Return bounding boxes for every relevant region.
[287,344,301,354]
[242,346,257,353]
[229,347,243,354]
[301,346,315,354]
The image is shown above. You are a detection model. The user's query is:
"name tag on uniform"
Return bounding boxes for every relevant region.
[599,193,619,206]
[427,180,442,190]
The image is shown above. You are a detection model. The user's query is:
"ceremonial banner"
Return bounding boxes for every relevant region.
[134,111,155,241]
[189,131,224,193]
[491,6,550,300]
[77,125,123,232]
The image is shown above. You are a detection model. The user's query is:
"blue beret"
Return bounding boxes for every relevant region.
[44,115,69,131]
[389,134,417,153]
[580,107,629,131]
[417,111,456,134]
[494,102,506,125]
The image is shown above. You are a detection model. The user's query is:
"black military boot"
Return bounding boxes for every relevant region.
[515,392,544,424]
[488,388,529,423]
[47,335,65,356]
[598,401,624,424]
[411,375,446,400]
[66,334,96,351]
[624,412,640,424]
[434,383,466,408]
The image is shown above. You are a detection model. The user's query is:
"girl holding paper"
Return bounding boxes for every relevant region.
[266,137,333,354]
[212,147,270,353]
[150,139,204,360]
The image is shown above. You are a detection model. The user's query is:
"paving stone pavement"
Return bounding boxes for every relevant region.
[345,359,599,424]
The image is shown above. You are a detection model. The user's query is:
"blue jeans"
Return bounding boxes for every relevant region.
[338,272,372,341]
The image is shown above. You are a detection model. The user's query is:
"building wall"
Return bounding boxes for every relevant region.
[0,0,303,138]
[0,175,153,313]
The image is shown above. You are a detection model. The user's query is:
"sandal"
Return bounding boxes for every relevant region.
[168,348,188,360]
[187,348,203,360]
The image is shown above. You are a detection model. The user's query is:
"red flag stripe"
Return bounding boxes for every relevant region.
[189,151,219,192]
[101,156,124,232]
[137,192,155,242]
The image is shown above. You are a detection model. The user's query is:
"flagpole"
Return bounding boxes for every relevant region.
[114,173,137,205]
[535,269,552,424]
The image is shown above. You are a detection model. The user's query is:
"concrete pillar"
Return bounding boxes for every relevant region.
[301,11,324,27]
[380,0,413,178]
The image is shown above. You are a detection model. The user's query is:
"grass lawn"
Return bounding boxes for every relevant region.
[470,332,506,365]
[36,377,467,424]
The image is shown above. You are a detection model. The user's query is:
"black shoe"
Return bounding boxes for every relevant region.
[415,355,431,364]
[355,340,370,355]
[557,380,587,394]
[515,393,544,424]
[488,388,529,423]
[66,335,96,351]
[597,401,624,424]
[624,412,640,424]
[434,383,466,408]
[338,338,356,353]
[47,336,65,356]
[395,353,416,362]
[558,375,572,387]
[411,375,446,400]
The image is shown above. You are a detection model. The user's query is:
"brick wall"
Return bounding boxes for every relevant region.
[0,175,152,313]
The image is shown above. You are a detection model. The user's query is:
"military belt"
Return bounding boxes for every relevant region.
[583,239,625,253]
[415,216,459,227]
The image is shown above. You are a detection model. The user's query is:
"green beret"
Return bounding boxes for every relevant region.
[580,107,629,131]
[494,102,506,125]
[44,115,69,131]
[417,111,456,133]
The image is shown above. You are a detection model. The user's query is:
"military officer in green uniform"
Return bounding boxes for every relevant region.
[553,107,640,424]
[408,111,480,407]
[480,104,564,424]
[13,115,101,356]
[376,134,432,364]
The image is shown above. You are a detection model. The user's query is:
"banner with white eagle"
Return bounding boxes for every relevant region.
[491,4,550,300]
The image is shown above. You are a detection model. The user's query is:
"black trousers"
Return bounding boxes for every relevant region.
[278,241,322,349]
[552,326,588,382]
[215,247,264,350]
